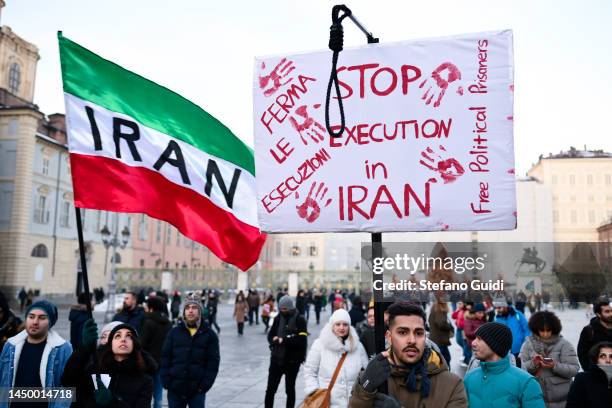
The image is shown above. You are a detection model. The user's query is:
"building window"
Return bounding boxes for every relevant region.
[570,195,576,203]
[553,210,559,224]
[588,195,594,203]
[31,244,48,258]
[8,63,20,94]
[60,201,71,227]
[139,259,145,267]
[587,175,593,185]
[275,242,282,257]
[588,210,595,223]
[156,221,161,243]
[308,244,318,256]
[138,215,147,240]
[569,175,575,185]
[42,158,50,175]
[291,243,301,256]
[96,211,102,232]
[606,174,611,185]
[166,227,172,244]
[570,210,577,224]
[551,175,558,185]
[33,195,49,224]
[176,231,181,246]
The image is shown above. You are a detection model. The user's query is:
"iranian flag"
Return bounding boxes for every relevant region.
[58,33,265,271]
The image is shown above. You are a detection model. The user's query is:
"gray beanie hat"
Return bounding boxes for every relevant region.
[278,295,295,310]
[183,292,203,314]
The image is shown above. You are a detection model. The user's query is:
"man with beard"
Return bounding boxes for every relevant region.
[113,291,145,332]
[493,297,530,368]
[349,302,467,408]
[0,300,73,408]
[577,300,612,370]
[264,295,308,408]
[161,293,220,407]
[464,322,545,408]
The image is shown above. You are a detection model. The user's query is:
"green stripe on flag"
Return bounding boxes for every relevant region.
[58,32,255,175]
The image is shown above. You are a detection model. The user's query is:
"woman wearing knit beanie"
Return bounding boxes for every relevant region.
[304,309,368,407]
[519,311,579,408]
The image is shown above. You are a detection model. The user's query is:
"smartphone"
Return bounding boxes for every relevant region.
[542,358,553,364]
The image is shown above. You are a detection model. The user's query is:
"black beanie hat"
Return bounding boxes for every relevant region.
[475,322,513,358]
[108,323,141,350]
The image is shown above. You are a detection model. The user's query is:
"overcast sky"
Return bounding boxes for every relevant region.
[5,0,612,175]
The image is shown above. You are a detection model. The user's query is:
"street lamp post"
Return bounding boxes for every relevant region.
[101,215,130,323]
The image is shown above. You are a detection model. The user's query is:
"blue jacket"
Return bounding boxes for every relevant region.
[495,308,530,354]
[0,329,73,408]
[160,320,220,398]
[464,354,545,408]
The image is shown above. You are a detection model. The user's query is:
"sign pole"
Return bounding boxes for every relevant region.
[372,232,386,353]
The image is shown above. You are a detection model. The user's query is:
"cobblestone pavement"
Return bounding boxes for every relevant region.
[44,300,589,407]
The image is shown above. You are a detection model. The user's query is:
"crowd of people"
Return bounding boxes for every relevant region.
[0,287,611,407]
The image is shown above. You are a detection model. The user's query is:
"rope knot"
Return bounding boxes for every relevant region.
[329,23,344,52]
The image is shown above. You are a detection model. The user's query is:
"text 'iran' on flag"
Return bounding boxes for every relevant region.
[58,32,266,271]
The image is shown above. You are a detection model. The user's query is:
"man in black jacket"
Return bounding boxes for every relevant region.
[578,300,612,370]
[113,291,145,332]
[161,293,220,408]
[264,295,307,408]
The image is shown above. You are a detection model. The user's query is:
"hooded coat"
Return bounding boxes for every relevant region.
[519,335,579,408]
[577,316,612,370]
[464,354,545,408]
[304,323,368,408]
[349,348,467,408]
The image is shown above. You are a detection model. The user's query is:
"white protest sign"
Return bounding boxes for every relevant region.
[254,30,515,233]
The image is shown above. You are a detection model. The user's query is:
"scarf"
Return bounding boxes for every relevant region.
[391,347,432,397]
[530,335,560,357]
[599,365,612,383]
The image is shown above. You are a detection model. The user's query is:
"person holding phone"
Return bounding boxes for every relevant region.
[519,311,579,408]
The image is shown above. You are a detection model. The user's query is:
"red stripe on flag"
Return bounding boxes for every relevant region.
[70,153,266,271]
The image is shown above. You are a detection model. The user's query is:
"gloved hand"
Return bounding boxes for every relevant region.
[81,319,98,351]
[374,393,401,408]
[360,353,391,393]
[94,376,113,407]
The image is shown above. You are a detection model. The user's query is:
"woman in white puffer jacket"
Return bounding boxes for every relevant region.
[304,309,369,407]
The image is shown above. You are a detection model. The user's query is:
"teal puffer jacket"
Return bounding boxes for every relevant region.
[464,354,545,408]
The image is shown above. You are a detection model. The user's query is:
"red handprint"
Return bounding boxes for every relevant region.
[295,181,332,223]
[258,58,295,97]
[419,62,463,108]
[289,104,327,146]
[419,145,465,184]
